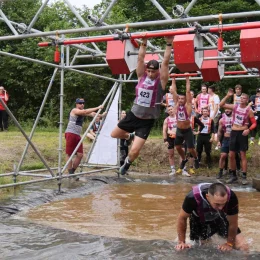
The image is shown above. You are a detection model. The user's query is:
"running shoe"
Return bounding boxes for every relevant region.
[249,140,254,145]
[69,169,79,181]
[125,133,135,146]
[180,159,188,169]
[189,168,195,175]
[182,170,191,177]
[226,175,238,184]
[169,169,176,176]
[216,171,223,179]
[258,140,260,146]
[241,177,248,185]
[119,157,131,175]
[194,158,200,169]
[176,168,182,175]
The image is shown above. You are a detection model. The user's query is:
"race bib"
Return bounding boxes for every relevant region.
[234,114,243,125]
[136,88,153,107]
[168,99,174,106]
[178,111,186,121]
[201,124,208,134]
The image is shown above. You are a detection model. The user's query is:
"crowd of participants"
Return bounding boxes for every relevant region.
[162,81,259,185]
[63,36,260,186]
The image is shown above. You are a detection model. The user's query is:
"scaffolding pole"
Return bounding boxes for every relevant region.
[38,21,260,46]
[16,68,59,173]
[0,167,118,189]
[0,99,55,176]
[1,11,260,41]
[26,0,50,32]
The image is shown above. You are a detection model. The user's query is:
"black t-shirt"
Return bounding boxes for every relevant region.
[182,188,239,216]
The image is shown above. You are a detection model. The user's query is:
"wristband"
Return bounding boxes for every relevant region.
[226,242,233,247]
[166,43,172,46]
[164,138,167,142]
[140,43,147,47]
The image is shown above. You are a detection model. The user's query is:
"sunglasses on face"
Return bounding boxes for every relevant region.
[77,102,85,105]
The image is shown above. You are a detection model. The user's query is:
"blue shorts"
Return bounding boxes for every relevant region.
[221,137,230,154]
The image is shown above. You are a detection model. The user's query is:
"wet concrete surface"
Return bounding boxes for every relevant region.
[0,174,260,259]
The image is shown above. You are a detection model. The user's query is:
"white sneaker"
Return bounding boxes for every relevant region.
[169,169,176,176]
[182,170,191,177]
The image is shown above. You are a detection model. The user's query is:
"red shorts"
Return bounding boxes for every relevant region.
[65,133,83,155]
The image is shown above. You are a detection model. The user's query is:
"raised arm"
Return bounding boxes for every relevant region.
[185,76,191,105]
[160,37,174,90]
[136,38,147,80]
[219,89,234,110]
[73,105,103,117]
[171,78,178,104]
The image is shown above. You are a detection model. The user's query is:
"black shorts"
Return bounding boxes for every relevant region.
[221,137,230,154]
[190,213,241,241]
[117,111,155,140]
[229,130,248,152]
[167,135,175,149]
[175,127,195,149]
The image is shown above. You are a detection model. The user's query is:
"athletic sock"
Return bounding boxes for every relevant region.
[171,165,175,170]
[219,168,223,173]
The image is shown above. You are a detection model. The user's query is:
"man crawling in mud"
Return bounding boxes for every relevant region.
[175,182,248,251]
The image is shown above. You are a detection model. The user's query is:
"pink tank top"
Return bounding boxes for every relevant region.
[167,115,177,130]
[232,104,250,126]
[222,113,232,134]
[176,105,189,121]
[134,73,160,108]
[197,93,209,113]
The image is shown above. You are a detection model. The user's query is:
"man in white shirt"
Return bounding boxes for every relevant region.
[208,86,220,142]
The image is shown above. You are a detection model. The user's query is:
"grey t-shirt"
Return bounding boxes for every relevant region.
[131,81,164,119]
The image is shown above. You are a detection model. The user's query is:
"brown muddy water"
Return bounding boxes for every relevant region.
[1,180,260,259]
[27,183,260,251]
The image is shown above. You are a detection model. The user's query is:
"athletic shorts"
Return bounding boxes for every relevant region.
[117,111,155,140]
[174,127,195,149]
[229,130,248,152]
[190,213,241,241]
[65,132,83,155]
[221,137,230,154]
[167,135,175,149]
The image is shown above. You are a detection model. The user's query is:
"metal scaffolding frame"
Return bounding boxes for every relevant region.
[0,0,260,190]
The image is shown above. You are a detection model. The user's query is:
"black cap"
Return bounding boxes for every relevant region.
[147,59,159,70]
[75,98,85,103]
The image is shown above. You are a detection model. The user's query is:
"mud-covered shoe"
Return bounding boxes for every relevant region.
[216,171,223,179]
[119,157,131,175]
[241,174,248,185]
[241,177,248,185]
[194,158,200,169]
[125,133,135,146]
[180,159,188,169]
[182,170,191,177]
[69,169,79,181]
[226,175,238,184]
[169,169,176,176]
